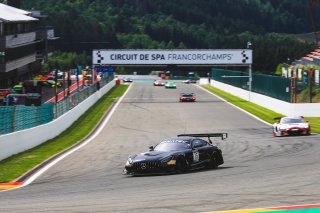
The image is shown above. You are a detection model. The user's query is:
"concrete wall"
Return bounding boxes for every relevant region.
[199,78,320,117]
[0,81,115,161]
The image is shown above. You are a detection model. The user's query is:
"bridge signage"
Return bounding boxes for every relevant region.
[93,49,252,65]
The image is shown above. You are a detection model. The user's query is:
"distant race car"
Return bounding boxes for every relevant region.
[12,84,23,94]
[0,89,11,100]
[50,70,64,79]
[273,116,311,137]
[123,78,133,83]
[165,82,176,89]
[179,93,196,102]
[183,79,197,84]
[33,74,50,81]
[41,80,62,87]
[153,80,165,86]
[123,133,227,175]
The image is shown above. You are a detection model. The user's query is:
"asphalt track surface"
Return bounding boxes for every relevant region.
[0,82,320,213]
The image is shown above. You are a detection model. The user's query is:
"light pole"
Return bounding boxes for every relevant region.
[247,41,252,102]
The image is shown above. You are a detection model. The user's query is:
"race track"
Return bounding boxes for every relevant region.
[0,82,319,213]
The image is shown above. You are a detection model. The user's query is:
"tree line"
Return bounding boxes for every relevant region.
[21,0,318,73]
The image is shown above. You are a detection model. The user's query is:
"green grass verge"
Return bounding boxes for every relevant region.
[202,85,320,133]
[0,84,128,183]
[307,117,320,133]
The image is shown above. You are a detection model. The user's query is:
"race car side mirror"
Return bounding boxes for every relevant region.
[149,146,154,151]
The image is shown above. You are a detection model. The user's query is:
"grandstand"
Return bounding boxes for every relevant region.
[293,49,320,66]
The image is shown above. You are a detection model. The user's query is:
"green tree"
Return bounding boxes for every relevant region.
[43,52,90,72]
[21,0,314,73]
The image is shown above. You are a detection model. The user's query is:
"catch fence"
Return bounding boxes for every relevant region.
[211,68,291,102]
[0,73,114,135]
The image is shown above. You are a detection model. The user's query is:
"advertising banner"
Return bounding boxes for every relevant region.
[93,49,252,65]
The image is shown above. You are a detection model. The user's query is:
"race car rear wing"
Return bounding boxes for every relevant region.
[177,133,228,143]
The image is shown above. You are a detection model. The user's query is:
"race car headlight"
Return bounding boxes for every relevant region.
[125,158,133,166]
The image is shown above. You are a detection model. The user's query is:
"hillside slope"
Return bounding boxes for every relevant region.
[21,0,316,72]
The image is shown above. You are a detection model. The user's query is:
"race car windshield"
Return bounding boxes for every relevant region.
[183,94,193,97]
[281,118,303,124]
[154,142,190,151]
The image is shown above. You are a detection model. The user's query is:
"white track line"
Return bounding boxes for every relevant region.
[4,84,133,192]
[197,85,271,126]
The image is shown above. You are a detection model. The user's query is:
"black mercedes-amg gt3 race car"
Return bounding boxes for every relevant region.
[123,133,227,175]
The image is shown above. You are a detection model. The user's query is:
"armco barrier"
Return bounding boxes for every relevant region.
[201,78,320,117]
[0,80,115,161]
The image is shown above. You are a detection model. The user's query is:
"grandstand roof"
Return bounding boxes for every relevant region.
[311,52,320,56]
[0,3,37,22]
[302,57,313,61]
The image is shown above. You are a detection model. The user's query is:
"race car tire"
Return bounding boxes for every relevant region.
[175,157,187,174]
[208,151,221,169]
[273,127,278,137]
[216,152,224,165]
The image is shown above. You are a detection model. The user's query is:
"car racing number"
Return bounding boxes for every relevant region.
[193,151,200,162]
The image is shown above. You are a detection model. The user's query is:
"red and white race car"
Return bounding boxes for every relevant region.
[153,80,165,86]
[179,93,196,102]
[272,116,311,137]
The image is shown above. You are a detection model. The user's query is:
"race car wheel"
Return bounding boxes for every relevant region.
[175,158,187,174]
[273,127,278,137]
[208,151,222,169]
